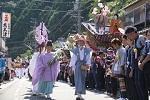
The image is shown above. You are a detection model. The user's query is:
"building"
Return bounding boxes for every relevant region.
[124,0,150,31]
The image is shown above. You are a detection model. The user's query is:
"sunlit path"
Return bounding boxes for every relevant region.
[0,78,114,100]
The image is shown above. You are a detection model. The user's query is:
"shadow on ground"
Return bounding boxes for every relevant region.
[24,95,48,100]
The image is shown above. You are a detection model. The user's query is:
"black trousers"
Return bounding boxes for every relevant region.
[144,73,150,95]
[134,67,149,100]
[64,72,69,82]
[69,73,75,86]
[96,68,105,91]
[144,61,150,95]
[126,68,138,100]
[111,77,118,97]
[86,71,95,89]
[0,71,5,83]
[105,75,112,93]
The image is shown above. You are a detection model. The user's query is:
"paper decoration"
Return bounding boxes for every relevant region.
[35,22,48,44]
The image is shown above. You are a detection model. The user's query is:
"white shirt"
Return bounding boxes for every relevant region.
[69,48,91,70]
[79,48,84,60]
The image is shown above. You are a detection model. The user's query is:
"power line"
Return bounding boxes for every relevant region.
[35,0,74,3]
[49,12,72,32]
[34,0,88,4]
[12,6,71,12]
[51,16,73,33]
[9,0,92,39]
[45,0,64,25]
[6,39,34,44]
[12,0,35,29]
[49,2,93,34]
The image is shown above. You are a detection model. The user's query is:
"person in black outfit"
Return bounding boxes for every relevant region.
[125,26,149,100]
[139,30,150,95]
[122,35,138,100]
[95,51,105,91]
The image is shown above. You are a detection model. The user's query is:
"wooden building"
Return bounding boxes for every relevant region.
[124,0,150,31]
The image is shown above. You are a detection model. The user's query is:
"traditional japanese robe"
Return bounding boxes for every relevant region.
[28,52,40,93]
[110,19,122,34]
[28,52,40,77]
[32,52,60,94]
[69,47,91,95]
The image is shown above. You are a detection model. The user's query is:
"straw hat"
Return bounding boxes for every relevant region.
[73,34,86,43]
[118,28,125,34]
[76,36,85,43]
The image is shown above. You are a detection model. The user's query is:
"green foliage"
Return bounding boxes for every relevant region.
[20,49,32,59]
[90,0,135,17]
[1,0,135,58]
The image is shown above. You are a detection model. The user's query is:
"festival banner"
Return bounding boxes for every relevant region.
[2,12,11,38]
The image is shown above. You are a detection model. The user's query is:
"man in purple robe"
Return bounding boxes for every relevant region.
[32,41,60,99]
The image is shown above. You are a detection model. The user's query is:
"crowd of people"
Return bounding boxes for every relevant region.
[53,27,150,100]
[1,1,150,100]
[1,26,150,100]
[0,52,31,86]
[0,53,16,85]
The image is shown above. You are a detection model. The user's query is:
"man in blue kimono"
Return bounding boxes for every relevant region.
[69,36,91,100]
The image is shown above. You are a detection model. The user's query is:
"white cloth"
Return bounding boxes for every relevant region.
[28,52,40,77]
[79,48,84,60]
[69,48,91,70]
[113,46,126,74]
[32,82,39,93]
[114,62,118,72]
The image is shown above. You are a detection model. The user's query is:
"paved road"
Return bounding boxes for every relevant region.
[0,78,115,100]
[1,78,150,100]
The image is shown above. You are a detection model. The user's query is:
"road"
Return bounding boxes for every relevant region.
[0,78,115,100]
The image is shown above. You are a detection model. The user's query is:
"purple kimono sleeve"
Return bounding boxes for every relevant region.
[32,55,45,85]
[55,61,60,81]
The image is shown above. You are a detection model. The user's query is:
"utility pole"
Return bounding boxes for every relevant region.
[75,0,81,34]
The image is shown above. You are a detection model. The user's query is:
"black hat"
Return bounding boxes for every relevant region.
[106,56,113,60]
[125,26,137,34]
[46,40,53,47]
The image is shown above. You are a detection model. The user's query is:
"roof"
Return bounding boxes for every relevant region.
[82,22,97,35]
[123,0,140,10]
[82,22,122,47]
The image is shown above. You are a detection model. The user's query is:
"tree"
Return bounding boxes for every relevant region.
[2,0,135,58]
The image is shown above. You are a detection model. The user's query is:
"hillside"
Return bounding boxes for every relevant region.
[0,0,135,57]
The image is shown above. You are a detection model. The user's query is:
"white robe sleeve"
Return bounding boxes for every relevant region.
[29,52,39,77]
[69,51,77,70]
